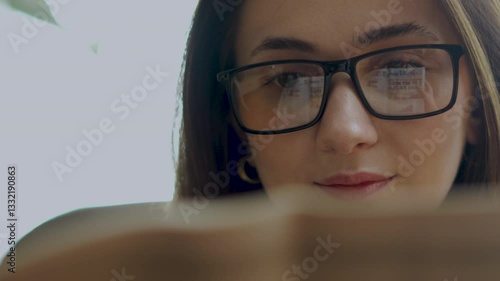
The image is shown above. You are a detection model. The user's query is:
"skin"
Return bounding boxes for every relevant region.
[234,0,479,208]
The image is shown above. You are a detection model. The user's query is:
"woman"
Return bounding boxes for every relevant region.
[176,0,500,208]
[4,3,500,278]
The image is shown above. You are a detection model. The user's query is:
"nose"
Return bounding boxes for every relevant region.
[315,73,378,154]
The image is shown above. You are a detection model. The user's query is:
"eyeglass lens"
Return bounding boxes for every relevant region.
[231,48,454,132]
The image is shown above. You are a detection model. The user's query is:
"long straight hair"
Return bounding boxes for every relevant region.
[439,0,500,186]
[175,0,500,199]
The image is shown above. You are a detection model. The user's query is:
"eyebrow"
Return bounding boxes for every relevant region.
[251,37,317,57]
[355,22,439,47]
[251,22,440,57]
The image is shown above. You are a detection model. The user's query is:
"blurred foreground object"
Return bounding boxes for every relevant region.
[1,186,500,281]
[0,0,58,25]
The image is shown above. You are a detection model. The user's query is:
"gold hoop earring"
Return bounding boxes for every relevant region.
[238,156,260,184]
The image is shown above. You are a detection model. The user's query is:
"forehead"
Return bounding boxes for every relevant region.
[235,0,462,64]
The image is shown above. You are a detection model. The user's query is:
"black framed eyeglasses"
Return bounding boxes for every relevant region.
[217,44,465,135]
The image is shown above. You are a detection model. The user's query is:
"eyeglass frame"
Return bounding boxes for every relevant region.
[217,44,466,135]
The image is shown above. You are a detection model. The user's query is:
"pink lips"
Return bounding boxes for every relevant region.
[314,172,395,199]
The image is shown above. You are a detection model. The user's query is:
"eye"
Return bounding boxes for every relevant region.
[278,73,300,87]
[382,60,424,69]
[264,72,305,88]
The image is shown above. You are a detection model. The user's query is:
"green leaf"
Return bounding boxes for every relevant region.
[3,0,58,25]
[89,43,100,55]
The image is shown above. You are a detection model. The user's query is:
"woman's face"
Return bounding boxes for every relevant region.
[234,0,478,208]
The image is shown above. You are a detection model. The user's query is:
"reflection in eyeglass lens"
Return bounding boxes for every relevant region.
[360,48,453,116]
[367,67,427,114]
[275,75,323,125]
[232,48,454,131]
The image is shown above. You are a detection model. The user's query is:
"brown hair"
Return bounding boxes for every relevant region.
[440,0,500,187]
[175,0,500,199]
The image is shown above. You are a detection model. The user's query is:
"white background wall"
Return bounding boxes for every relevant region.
[0,0,199,255]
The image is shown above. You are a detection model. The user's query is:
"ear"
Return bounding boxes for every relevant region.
[466,116,481,145]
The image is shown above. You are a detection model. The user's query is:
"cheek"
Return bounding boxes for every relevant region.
[389,88,471,195]
[246,133,312,188]
[391,117,465,174]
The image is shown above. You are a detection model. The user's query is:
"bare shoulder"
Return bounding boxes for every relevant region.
[1,201,171,269]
